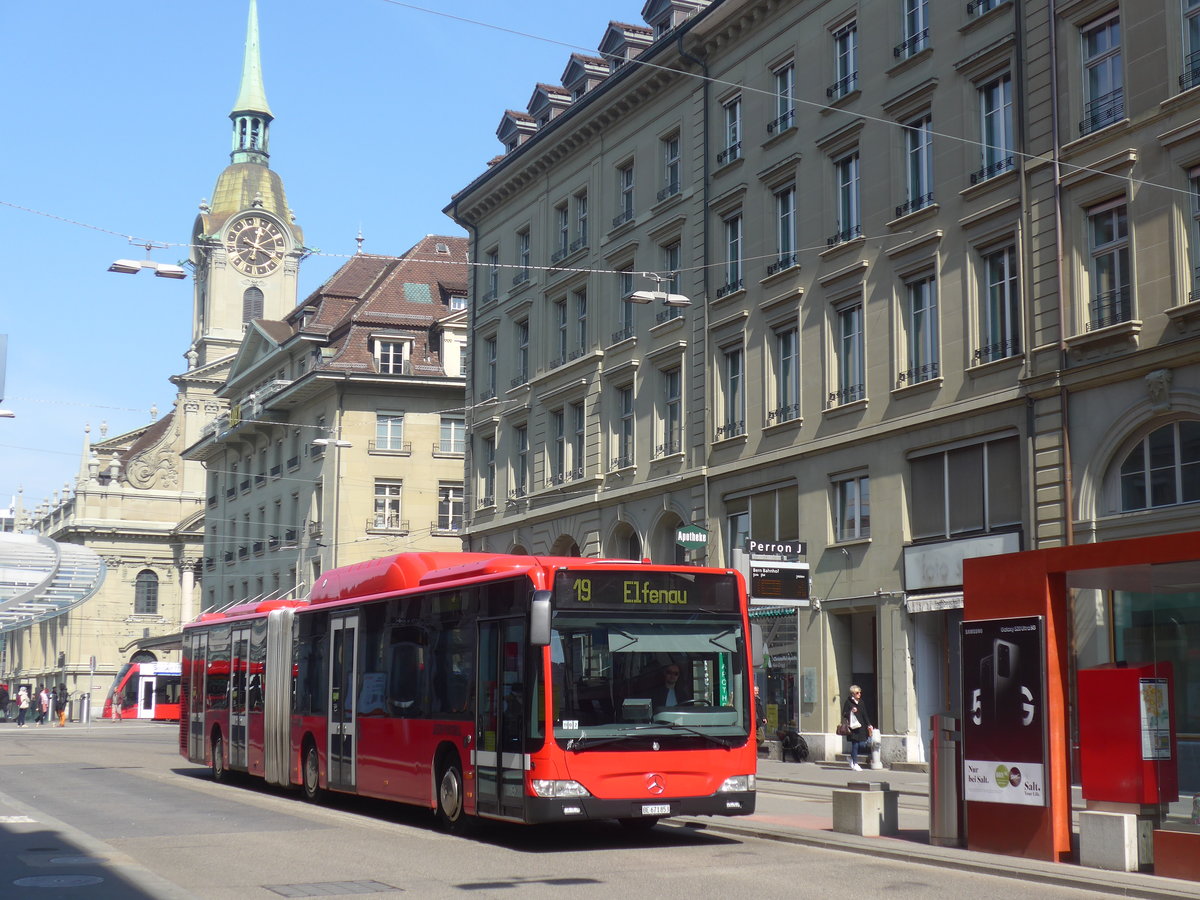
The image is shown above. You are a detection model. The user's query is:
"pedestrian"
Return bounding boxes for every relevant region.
[16,686,29,727]
[840,683,874,771]
[0,683,8,722]
[36,685,49,726]
[56,684,68,727]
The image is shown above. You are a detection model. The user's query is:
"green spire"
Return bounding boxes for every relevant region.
[230,0,273,165]
[233,0,272,117]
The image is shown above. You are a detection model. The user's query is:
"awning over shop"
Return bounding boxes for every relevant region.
[0,533,106,632]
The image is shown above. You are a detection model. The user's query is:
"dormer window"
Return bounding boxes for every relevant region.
[449,295,467,310]
[373,337,413,374]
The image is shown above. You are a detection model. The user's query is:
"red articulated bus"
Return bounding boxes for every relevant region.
[179,552,760,831]
[103,661,182,721]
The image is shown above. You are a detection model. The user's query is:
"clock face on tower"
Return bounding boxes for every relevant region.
[225,215,286,276]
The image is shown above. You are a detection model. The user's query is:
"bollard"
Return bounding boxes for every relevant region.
[869,730,883,770]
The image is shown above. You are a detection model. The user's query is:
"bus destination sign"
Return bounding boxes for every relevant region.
[554,569,740,611]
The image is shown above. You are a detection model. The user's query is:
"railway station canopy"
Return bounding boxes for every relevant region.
[0,533,105,631]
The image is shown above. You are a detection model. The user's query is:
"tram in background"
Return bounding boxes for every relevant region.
[102,661,182,721]
[180,552,761,831]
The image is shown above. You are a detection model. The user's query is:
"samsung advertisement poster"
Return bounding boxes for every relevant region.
[960,616,1047,806]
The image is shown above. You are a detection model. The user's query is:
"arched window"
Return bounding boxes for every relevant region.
[135,570,159,615]
[1119,421,1200,511]
[242,287,264,323]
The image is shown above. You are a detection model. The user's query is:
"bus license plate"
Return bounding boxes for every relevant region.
[641,804,670,816]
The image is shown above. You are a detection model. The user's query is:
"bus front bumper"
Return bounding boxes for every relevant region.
[525,790,756,824]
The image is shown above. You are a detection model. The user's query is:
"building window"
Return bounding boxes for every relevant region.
[1081,14,1123,134]
[374,338,411,374]
[551,410,566,483]
[616,162,635,227]
[480,437,495,507]
[1184,0,1200,90]
[718,214,743,297]
[660,368,682,456]
[574,289,588,354]
[440,415,465,454]
[830,22,858,99]
[515,228,531,284]
[659,243,682,321]
[438,483,464,532]
[832,302,865,406]
[661,133,681,199]
[570,401,585,478]
[1087,200,1131,330]
[897,0,929,58]
[900,275,939,386]
[242,287,264,323]
[900,115,934,216]
[373,480,403,530]
[515,319,530,384]
[1119,421,1200,510]
[725,485,799,566]
[134,569,159,615]
[771,62,795,132]
[616,267,636,339]
[910,436,1020,539]
[974,75,1014,184]
[719,346,746,439]
[833,473,870,541]
[483,336,497,397]
[977,245,1021,363]
[514,425,529,496]
[830,152,861,245]
[771,326,800,424]
[485,249,499,301]
[554,298,568,365]
[375,412,406,451]
[771,185,797,274]
[615,385,634,469]
[1191,170,1200,301]
[718,96,742,165]
[574,189,588,250]
[554,202,569,260]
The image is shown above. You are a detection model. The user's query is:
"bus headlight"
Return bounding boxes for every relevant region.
[718,774,755,792]
[531,779,591,798]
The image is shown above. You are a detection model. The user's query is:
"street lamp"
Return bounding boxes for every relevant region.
[625,272,691,307]
[108,241,187,279]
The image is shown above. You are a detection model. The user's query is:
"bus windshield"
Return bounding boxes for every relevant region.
[549,609,749,746]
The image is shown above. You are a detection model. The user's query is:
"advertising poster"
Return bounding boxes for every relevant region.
[960,616,1047,806]
[1139,677,1172,760]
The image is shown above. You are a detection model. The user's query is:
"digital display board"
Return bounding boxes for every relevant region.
[554,569,740,612]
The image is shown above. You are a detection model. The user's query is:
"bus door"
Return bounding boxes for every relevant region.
[476,617,527,819]
[327,614,358,792]
[137,668,157,719]
[230,627,251,769]
[188,633,208,761]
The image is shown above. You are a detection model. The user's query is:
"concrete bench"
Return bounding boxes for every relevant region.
[832,781,899,837]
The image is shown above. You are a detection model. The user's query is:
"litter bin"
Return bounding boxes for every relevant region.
[76,693,90,724]
[930,713,963,847]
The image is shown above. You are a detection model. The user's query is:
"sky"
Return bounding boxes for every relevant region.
[0,0,651,512]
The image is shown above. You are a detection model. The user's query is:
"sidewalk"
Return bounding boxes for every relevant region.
[676,758,1200,900]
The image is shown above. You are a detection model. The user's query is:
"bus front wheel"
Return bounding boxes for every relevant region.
[302,742,323,803]
[210,733,226,783]
[435,758,466,832]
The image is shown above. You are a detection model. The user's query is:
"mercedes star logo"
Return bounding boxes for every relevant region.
[646,773,665,794]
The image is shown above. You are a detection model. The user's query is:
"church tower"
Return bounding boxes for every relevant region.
[187,0,304,371]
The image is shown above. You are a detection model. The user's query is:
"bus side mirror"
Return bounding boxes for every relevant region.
[530,590,552,646]
[751,623,764,668]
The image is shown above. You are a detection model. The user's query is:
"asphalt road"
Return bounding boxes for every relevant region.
[0,722,1133,899]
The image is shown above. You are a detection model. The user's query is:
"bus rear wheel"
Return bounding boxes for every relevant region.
[210,734,226,783]
[302,742,323,803]
[434,758,466,832]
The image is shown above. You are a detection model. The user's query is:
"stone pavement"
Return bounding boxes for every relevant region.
[675,757,1200,900]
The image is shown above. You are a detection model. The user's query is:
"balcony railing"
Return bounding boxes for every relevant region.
[481,289,497,304]
[612,209,635,228]
[610,454,634,471]
[826,224,862,247]
[509,486,527,500]
[767,253,798,276]
[252,540,264,555]
[896,193,934,218]
[715,277,744,299]
[270,464,281,479]
[657,181,681,201]
[654,439,683,458]
[223,551,234,564]
[827,384,865,408]
[238,546,249,560]
[207,495,217,507]
[434,518,462,533]
[225,487,236,499]
[550,246,569,264]
[894,28,929,59]
[287,455,300,470]
[570,235,588,253]
[716,141,742,166]
[268,535,280,551]
[970,155,1014,185]
[767,403,800,424]
[254,473,265,487]
[715,420,746,440]
[1079,89,1124,135]
[435,441,465,456]
[767,109,796,133]
[512,270,530,286]
[896,362,940,386]
[826,73,858,100]
[967,0,1006,14]
[510,372,528,388]
[1182,50,1200,91]
[477,495,494,509]
[368,439,412,455]
[611,324,635,344]
[368,517,409,533]
[283,528,298,546]
[973,339,1020,364]
[1087,286,1132,331]
[655,307,683,325]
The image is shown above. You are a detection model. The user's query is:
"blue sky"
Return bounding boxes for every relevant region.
[0,0,649,509]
